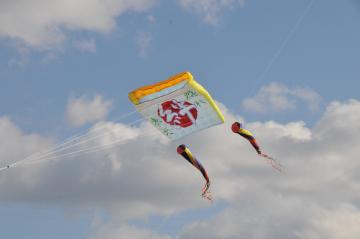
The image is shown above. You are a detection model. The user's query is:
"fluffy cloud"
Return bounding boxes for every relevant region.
[66,95,112,127]
[0,0,155,49]
[176,99,360,239]
[0,117,53,188]
[1,99,360,238]
[242,82,321,113]
[178,0,245,25]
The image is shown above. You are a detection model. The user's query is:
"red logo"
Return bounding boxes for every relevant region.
[158,100,197,128]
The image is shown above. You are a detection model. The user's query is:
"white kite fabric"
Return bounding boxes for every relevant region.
[128,72,225,141]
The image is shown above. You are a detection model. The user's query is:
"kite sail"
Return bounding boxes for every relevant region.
[177,144,212,201]
[128,72,225,140]
[231,122,286,174]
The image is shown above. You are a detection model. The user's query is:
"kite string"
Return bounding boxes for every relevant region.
[10,110,139,168]
[49,109,139,150]
[23,117,147,165]
[24,110,137,160]
[249,0,316,96]
[21,129,161,167]
[5,112,152,170]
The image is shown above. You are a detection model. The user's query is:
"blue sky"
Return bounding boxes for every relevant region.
[1,0,360,238]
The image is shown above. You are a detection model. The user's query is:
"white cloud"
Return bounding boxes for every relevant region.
[0,117,53,187]
[66,95,112,127]
[293,87,322,111]
[136,31,152,57]
[178,0,245,25]
[91,223,171,239]
[242,82,321,113]
[1,99,360,238]
[298,205,360,239]
[73,39,96,53]
[0,0,155,49]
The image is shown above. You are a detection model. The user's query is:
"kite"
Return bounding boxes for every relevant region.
[128,72,223,201]
[231,122,286,174]
[128,72,225,140]
[177,144,212,201]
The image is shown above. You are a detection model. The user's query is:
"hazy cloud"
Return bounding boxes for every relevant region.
[8,46,30,67]
[136,31,152,57]
[178,0,245,25]
[73,39,96,53]
[147,15,156,24]
[242,82,321,113]
[91,223,171,239]
[66,95,112,127]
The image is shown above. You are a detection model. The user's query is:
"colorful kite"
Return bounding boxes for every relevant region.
[128,72,225,140]
[177,144,212,201]
[231,122,286,174]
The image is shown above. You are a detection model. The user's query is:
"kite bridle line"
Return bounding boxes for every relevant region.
[21,117,147,165]
[14,110,137,164]
[1,111,161,171]
[6,110,138,168]
[21,129,161,167]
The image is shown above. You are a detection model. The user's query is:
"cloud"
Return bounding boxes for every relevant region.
[91,223,171,239]
[242,82,322,113]
[176,99,360,239]
[299,205,360,239]
[1,99,360,238]
[136,31,152,57]
[178,0,245,25]
[0,117,53,186]
[8,46,31,67]
[147,15,156,24]
[66,95,112,127]
[73,39,96,53]
[0,0,155,49]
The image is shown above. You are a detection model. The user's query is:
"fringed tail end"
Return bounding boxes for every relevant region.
[201,181,213,202]
[260,153,287,175]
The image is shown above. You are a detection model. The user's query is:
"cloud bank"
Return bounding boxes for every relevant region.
[1,99,360,238]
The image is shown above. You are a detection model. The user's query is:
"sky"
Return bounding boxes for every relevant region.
[1,0,360,238]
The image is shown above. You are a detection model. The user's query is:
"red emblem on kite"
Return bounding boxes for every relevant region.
[158,100,197,128]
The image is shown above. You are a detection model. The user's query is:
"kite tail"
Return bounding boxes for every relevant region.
[201,181,213,202]
[260,153,286,175]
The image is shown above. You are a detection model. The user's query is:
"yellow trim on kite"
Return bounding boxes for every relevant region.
[184,147,196,165]
[128,72,192,105]
[128,71,225,123]
[188,80,225,123]
[238,128,254,137]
